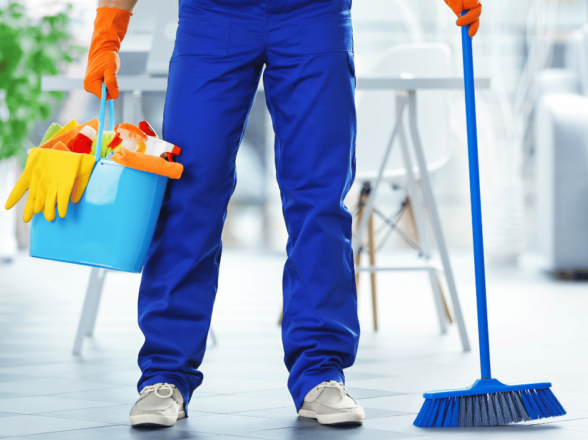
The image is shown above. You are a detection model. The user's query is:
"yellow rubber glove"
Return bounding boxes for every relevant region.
[5,148,84,222]
[34,153,96,220]
[71,154,97,203]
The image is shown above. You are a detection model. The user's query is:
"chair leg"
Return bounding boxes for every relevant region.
[367,211,378,331]
[73,268,104,355]
[208,327,218,347]
[354,182,370,292]
[402,195,420,245]
[86,269,107,336]
[278,308,283,326]
[436,272,454,323]
[427,267,448,334]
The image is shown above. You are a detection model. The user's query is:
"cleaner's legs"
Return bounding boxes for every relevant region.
[263,1,360,411]
[138,0,360,413]
[137,0,266,409]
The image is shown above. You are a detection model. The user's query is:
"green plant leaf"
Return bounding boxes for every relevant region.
[0,1,84,160]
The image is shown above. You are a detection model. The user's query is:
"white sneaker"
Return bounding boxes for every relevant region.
[298,381,365,425]
[129,383,185,427]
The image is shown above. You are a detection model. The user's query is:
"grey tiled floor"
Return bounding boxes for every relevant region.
[0,250,587,439]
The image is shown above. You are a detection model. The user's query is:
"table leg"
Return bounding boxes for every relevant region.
[397,94,448,334]
[407,91,470,352]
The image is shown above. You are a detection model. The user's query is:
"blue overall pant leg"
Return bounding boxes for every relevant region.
[137,0,360,413]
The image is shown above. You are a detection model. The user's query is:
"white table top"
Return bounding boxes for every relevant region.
[357,77,490,90]
[42,76,490,92]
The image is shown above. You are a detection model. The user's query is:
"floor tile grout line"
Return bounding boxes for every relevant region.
[3,422,137,437]
[30,403,131,416]
[28,413,127,425]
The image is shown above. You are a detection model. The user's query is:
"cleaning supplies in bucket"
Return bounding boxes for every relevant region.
[11,82,181,273]
[5,95,183,223]
[110,147,183,179]
[40,123,62,144]
[68,126,98,154]
[38,119,99,150]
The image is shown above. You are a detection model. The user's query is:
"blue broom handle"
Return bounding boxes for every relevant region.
[461,16,492,379]
[95,82,115,162]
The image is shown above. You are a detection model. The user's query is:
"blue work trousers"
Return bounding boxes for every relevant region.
[137,0,360,413]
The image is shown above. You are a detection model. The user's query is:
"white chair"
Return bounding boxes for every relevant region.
[353,43,468,349]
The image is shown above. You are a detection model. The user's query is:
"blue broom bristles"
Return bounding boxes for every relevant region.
[414,388,566,428]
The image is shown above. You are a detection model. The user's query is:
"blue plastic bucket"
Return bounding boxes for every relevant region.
[29,84,168,273]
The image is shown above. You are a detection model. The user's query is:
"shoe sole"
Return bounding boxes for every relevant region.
[298,409,364,425]
[130,410,186,427]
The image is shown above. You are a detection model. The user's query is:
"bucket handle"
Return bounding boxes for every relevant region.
[95,82,115,162]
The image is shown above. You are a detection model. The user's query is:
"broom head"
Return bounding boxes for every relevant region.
[414,378,566,428]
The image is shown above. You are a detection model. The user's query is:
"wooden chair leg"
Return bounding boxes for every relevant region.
[403,195,420,244]
[354,182,371,293]
[367,212,378,331]
[435,272,453,324]
[278,308,283,326]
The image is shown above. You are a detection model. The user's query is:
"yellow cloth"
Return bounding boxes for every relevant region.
[50,120,79,140]
[5,148,95,222]
[39,119,99,150]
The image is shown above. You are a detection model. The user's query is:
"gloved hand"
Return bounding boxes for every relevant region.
[5,149,92,222]
[84,7,132,100]
[445,0,482,37]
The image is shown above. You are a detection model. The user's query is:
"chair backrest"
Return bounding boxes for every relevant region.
[355,43,452,180]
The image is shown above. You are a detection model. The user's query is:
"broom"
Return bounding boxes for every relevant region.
[413,14,566,428]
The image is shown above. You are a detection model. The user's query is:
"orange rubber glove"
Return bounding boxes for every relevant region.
[84,7,132,100]
[445,0,482,37]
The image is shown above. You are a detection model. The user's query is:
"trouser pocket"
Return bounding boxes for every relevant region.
[301,17,353,55]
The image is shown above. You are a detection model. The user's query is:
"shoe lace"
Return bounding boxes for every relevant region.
[321,381,348,399]
[141,383,175,399]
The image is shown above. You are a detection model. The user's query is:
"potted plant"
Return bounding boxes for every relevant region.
[0,1,83,260]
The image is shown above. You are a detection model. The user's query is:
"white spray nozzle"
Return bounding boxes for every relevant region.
[80,125,98,141]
